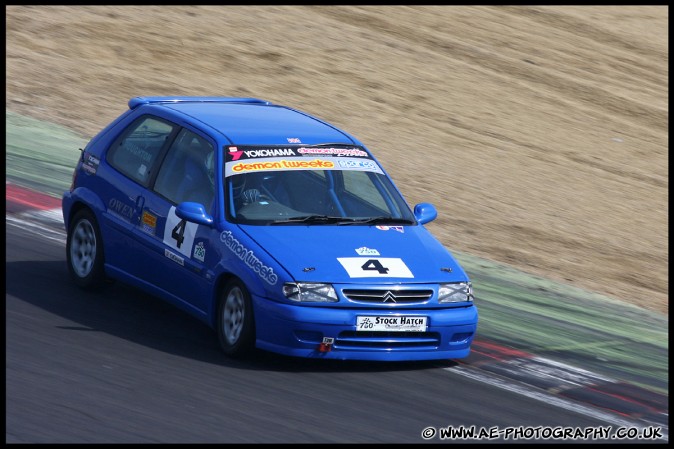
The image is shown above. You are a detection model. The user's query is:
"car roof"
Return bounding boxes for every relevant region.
[129,96,357,146]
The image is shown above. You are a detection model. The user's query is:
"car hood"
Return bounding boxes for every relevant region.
[238,224,468,284]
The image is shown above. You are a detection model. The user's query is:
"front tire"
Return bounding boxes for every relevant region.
[66,208,106,290]
[217,279,255,358]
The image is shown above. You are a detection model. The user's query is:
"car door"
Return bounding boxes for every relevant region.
[131,127,218,315]
[102,115,177,277]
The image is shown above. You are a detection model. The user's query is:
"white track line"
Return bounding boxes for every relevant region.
[6,212,66,245]
[446,365,668,439]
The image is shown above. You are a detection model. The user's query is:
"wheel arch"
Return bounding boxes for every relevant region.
[65,187,107,230]
[67,201,93,229]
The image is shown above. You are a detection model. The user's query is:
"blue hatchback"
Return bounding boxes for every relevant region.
[62,96,478,361]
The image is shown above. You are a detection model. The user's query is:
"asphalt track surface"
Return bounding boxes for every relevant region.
[5,186,668,443]
[5,111,669,443]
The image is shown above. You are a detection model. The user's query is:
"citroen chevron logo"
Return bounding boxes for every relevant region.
[382,291,397,303]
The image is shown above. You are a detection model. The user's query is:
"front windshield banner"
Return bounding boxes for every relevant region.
[224,145,383,177]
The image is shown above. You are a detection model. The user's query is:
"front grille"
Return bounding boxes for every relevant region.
[342,289,433,304]
[336,331,440,349]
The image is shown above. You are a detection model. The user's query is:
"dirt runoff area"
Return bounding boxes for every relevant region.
[6,6,668,315]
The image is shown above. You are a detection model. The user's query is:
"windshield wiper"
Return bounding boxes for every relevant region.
[270,215,359,225]
[347,217,416,225]
[270,215,416,226]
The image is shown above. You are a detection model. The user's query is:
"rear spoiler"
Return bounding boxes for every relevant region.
[128,96,272,109]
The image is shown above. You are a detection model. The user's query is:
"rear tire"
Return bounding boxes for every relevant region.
[217,279,255,358]
[66,209,106,290]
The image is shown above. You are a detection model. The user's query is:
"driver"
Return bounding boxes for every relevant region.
[231,174,261,209]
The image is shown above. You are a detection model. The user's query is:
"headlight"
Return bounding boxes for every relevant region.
[438,282,474,303]
[283,282,338,302]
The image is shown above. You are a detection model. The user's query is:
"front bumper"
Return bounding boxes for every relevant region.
[252,294,478,361]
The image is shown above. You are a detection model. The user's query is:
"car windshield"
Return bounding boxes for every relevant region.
[223,145,417,225]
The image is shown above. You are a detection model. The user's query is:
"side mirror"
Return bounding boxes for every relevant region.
[414,203,437,225]
[176,201,214,226]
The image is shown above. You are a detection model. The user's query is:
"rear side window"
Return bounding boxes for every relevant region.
[107,116,175,185]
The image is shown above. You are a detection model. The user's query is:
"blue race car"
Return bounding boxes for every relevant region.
[62,96,478,361]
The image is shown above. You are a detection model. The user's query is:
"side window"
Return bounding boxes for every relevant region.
[107,116,174,185]
[154,129,215,209]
